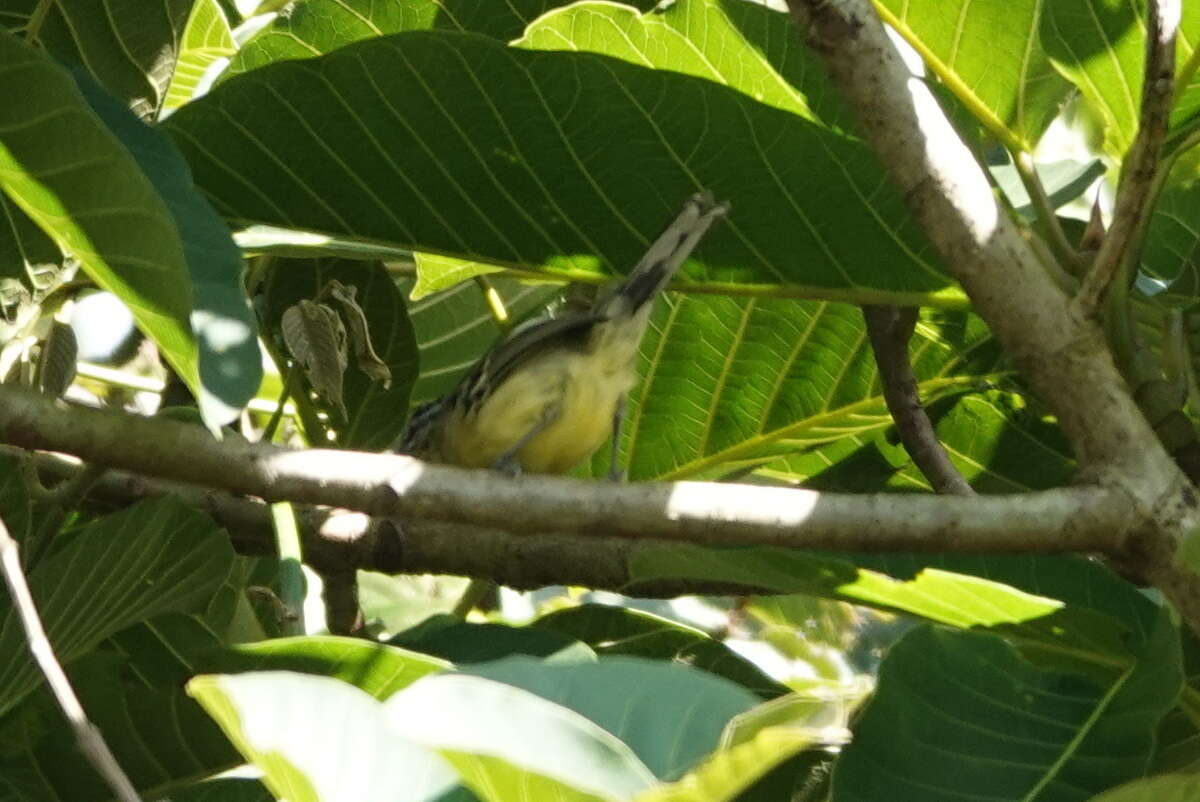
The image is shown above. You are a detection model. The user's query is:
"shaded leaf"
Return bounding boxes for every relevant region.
[833,612,1181,801]
[533,604,791,698]
[390,616,597,664]
[73,70,262,426]
[1,0,193,118]
[463,656,760,781]
[164,19,958,302]
[0,33,200,417]
[0,496,233,717]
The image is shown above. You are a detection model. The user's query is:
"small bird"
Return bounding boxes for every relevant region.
[398,191,729,476]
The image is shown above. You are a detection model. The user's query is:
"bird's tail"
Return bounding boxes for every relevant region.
[601,191,729,319]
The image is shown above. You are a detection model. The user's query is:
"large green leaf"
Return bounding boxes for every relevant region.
[164,18,958,303]
[190,671,465,802]
[73,70,262,425]
[386,672,658,802]
[0,33,200,409]
[759,390,1074,493]
[0,497,233,718]
[1,0,193,118]
[582,298,1002,481]
[463,656,761,781]
[832,613,1181,801]
[261,258,418,450]
[864,0,1071,149]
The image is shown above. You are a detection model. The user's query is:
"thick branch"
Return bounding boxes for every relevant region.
[0,387,1131,555]
[1077,0,1180,313]
[862,305,974,495]
[20,450,775,596]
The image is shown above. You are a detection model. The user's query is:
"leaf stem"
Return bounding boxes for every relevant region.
[1013,152,1083,275]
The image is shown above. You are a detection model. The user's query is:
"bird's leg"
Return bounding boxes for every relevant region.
[491,402,562,476]
[608,394,628,482]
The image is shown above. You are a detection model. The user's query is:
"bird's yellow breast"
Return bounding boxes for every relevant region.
[439,326,639,474]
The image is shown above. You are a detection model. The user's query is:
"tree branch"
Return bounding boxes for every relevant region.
[1076,0,1180,314]
[862,306,974,495]
[0,513,141,802]
[0,387,1137,557]
[783,0,1200,629]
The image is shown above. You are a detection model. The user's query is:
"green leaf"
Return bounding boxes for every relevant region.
[73,70,262,426]
[164,18,961,303]
[261,258,418,449]
[533,604,792,698]
[873,0,1072,149]
[390,616,597,664]
[0,32,203,415]
[0,650,237,801]
[386,672,658,801]
[1094,773,1200,802]
[1042,0,1200,161]
[224,0,661,78]
[412,252,504,298]
[636,727,817,802]
[759,391,1075,493]
[1142,177,1200,299]
[190,671,464,802]
[832,612,1181,801]
[583,299,1001,482]
[162,0,237,114]
[1,0,193,118]
[199,635,450,699]
[463,656,761,780]
[629,549,1156,676]
[167,779,275,802]
[0,497,233,717]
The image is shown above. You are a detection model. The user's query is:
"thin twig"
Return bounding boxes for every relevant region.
[0,514,141,802]
[862,306,974,495]
[1076,0,1180,314]
[1012,151,1084,276]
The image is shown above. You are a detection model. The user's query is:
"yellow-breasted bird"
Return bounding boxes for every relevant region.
[398,191,728,476]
